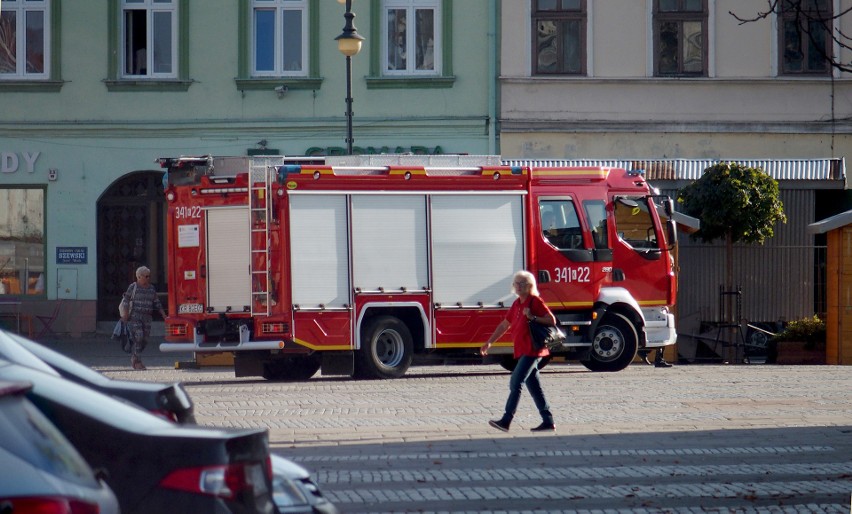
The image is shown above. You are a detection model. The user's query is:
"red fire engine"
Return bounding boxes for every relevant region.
[159,154,678,379]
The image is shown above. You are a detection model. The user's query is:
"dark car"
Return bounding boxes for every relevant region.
[270,454,339,514]
[0,329,195,423]
[0,380,120,514]
[0,359,276,514]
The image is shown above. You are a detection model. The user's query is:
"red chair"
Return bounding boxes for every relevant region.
[33,299,63,340]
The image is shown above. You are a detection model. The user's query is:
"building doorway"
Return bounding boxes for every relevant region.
[96,172,166,321]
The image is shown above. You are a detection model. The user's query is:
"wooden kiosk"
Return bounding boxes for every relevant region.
[808,211,852,365]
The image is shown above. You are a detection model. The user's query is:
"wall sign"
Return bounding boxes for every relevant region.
[56,247,88,264]
[1,152,40,173]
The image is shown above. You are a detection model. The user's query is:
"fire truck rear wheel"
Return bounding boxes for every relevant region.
[581,312,638,372]
[262,354,322,381]
[356,316,414,379]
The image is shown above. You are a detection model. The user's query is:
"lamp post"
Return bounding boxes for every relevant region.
[335,0,365,155]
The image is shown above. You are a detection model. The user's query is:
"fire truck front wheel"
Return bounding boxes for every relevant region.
[581,312,638,372]
[356,316,414,379]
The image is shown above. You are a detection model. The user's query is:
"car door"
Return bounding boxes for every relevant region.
[534,197,608,312]
[609,195,674,306]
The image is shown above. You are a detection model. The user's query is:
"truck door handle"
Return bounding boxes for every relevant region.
[612,268,625,281]
[538,270,551,284]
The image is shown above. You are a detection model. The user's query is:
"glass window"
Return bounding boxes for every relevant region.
[779,0,832,75]
[251,0,306,76]
[0,188,45,297]
[0,0,50,79]
[532,0,586,75]
[121,0,177,78]
[583,200,608,250]
[654,0,707,77]
[382,0,439,75]
[0,394,98,487]
[613,197,658,250]
[540,199,583,250]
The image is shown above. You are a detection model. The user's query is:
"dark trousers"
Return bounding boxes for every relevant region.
[502,355,553,424]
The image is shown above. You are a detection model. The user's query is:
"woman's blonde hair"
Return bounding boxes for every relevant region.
[511,270,540,296]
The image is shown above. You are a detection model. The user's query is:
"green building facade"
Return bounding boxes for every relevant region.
[0,0,498,331]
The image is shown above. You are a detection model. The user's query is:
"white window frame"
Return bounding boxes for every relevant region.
[0,0,51,80]
[250,0,308,77]
[381,0,441,76]
[120,0,178,79]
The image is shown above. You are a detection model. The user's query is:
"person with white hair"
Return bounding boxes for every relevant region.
[480,270,557,433]
[119,266,167,370]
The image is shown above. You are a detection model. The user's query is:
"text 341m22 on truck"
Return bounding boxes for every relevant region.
[159,154,679,380]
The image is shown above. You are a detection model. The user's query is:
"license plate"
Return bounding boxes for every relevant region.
[178,303,204,314]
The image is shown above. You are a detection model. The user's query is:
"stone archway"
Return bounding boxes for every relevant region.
[96,172,166,322]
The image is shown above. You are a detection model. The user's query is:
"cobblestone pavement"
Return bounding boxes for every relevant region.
[44,335,852,513]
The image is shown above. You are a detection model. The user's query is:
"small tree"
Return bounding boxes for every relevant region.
[677,163,786,339]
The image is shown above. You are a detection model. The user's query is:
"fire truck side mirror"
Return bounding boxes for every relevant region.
[666,219,677,251]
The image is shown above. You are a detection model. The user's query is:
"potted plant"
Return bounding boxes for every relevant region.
[766,315,826,365]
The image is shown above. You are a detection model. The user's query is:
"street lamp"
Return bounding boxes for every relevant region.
[335,0,365,155]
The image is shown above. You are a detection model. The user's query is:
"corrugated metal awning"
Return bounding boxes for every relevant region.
[807,209,852,234]
[503,158,846,182]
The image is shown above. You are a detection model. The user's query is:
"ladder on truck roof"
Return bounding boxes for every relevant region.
[248,160,273,316]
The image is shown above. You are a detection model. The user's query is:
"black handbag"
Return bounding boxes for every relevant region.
[528,319,566,351]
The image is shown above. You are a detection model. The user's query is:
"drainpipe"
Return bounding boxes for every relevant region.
[488,1,500,155]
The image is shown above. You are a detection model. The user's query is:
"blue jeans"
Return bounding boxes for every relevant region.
[502,355,553,424]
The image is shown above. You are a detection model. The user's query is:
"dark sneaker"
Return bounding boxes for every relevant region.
[655,360,673,368]
[530,422,556,432]
[488,419,510,432]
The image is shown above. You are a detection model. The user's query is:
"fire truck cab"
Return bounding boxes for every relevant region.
[159,154,678,380]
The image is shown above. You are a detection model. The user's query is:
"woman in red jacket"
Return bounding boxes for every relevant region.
[481,270,556,432]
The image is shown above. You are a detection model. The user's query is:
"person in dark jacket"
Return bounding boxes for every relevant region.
[480,270,557,433]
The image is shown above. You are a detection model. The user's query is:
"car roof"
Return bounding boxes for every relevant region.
[0,358,262,439]
[0,358,174,432]
[1,330,170,393]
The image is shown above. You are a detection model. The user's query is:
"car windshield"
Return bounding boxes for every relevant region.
[0,392,99,487]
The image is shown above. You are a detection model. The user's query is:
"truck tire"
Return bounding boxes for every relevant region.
[262,354,321,381]
[499,355,552,372]
[581,312,638,372]
[355,316,413,379]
